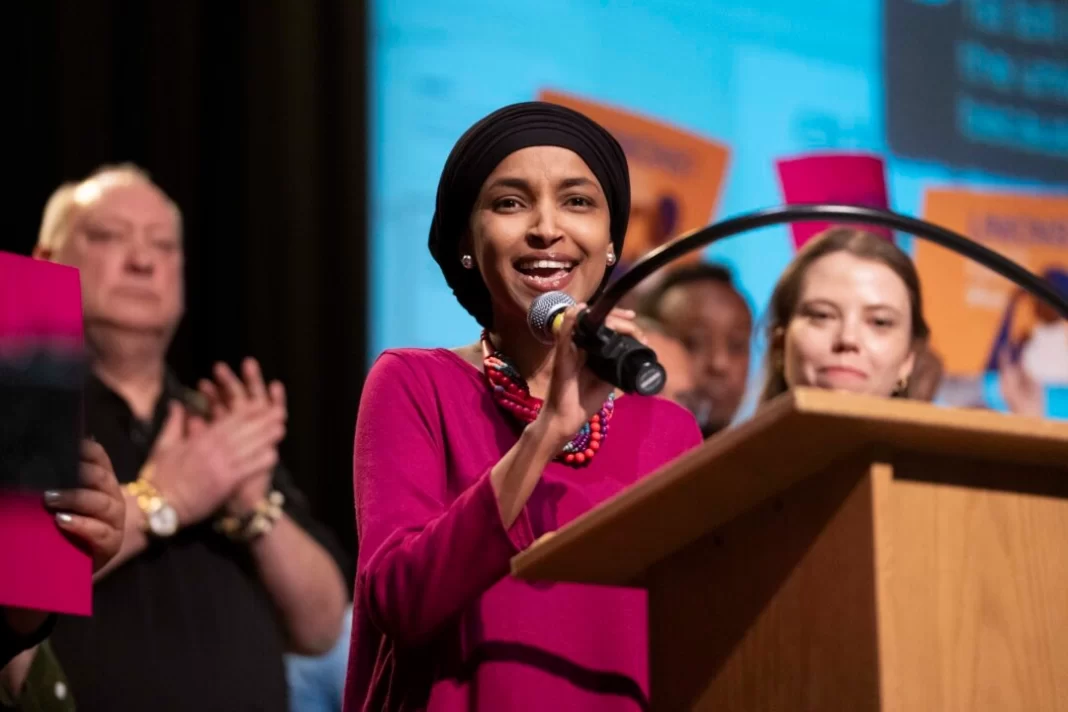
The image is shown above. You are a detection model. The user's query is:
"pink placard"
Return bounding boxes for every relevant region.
[0,493,92,615]
[775,153,893,250]
[0,252,84,352]
[0,251,92,615]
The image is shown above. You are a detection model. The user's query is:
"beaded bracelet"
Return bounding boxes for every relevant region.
[215,490,286,543]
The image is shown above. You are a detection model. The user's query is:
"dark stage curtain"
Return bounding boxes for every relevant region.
[10,1,368,568]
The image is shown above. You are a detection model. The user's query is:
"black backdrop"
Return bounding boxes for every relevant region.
[10,1,368,566]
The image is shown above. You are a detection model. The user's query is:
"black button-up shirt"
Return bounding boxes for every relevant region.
[48,373,346,712]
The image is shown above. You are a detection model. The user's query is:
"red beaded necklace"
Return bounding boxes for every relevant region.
[481,330,614,466]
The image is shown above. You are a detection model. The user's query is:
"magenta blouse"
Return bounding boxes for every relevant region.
[344,348,702,711]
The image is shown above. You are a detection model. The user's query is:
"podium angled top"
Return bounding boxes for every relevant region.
[511,388,1068,587]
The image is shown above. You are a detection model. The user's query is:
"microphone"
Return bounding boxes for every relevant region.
[527,291,575,345]
[527,291,667,396]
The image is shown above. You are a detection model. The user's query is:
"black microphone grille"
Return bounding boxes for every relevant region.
[527,291,575,344]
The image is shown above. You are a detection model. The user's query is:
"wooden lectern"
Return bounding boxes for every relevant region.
[512,388,1068,711]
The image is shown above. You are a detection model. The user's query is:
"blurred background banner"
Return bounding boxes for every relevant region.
[537,89,731,268]
[885,0,1068,183]
[917,188,1068,380]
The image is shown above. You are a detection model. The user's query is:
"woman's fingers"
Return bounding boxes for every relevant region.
[79,440,123,501]
[54,513,121,564]
[79,439,111,472]
[44,488,118,523]
[603,311,647,345]
[552,304,588,364]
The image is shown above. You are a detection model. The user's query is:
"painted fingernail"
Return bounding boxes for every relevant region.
[44,490,61,504]
[56,513,74,525]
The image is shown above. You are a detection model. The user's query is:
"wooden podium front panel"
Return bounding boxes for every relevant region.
[872,457,1068,712]
[646,453,1068,712]
[647,456,883,711]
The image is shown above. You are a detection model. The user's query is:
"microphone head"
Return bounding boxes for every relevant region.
[527,291,576,344]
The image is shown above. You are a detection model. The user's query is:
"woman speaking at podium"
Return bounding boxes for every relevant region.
[345,103,701,711]
[758,227,931,403]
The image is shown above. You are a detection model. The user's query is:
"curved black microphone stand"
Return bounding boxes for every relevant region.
[583,204,1068,329]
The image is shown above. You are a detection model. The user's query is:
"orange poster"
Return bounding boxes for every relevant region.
[917,188,1068,378]
[538,89,730,267]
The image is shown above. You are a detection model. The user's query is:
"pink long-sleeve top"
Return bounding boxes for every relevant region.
[344,348,702,712]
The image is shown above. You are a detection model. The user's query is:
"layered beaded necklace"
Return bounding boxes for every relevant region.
[481,330,614,466]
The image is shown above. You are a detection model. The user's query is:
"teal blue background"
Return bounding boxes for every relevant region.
[369,0,1065,416]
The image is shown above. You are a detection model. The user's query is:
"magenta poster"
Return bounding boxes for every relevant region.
[775,153,893,250]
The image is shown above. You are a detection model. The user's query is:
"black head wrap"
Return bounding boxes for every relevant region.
[428,101,630,329]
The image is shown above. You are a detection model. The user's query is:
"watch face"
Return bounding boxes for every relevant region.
[149,504,179,537]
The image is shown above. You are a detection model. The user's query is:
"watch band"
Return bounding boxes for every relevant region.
[214,490,286,543]
[123,464,178,537]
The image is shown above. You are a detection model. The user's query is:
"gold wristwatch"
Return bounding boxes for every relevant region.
[124,464,179,538]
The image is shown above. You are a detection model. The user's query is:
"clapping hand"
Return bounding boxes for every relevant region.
[196,358,287,514]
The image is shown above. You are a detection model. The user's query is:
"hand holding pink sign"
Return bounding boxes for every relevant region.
[0,251,93,616]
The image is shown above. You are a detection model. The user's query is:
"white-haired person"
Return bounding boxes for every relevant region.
[29,164,349,711]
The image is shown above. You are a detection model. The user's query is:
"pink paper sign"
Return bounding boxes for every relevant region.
[0,493,92,614]
[776,153,893,249]
[0,251,91,615]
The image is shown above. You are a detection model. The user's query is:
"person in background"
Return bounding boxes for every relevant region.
[904,344,944,402]
[31,164,348,712]
[1018,268,1068,385]
[639,263,752,437]
[285,605,354,712]
[1,441,124,711]
[957,268,1067,418]
[758,227,928,403]
[987,267,1068,386]
[998,348,1068,420]
[634,317,699,409]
